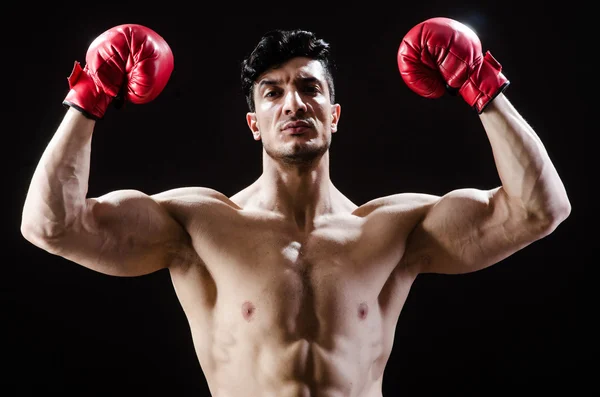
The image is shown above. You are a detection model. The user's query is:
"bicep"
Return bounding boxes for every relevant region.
[50,189,190,277]
[404,187,536,274]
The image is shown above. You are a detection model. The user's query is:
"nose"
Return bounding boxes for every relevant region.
[283,90,307,115]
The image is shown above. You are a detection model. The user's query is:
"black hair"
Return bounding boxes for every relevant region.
[241,29,336,112]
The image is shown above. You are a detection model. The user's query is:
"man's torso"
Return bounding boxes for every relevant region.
[163,189,427,396]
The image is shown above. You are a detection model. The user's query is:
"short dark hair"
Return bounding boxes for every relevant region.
[241,29,336,112]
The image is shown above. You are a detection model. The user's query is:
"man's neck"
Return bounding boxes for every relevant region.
[257,153,335,231]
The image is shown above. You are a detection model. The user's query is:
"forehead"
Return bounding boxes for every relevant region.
[256,57,326,86]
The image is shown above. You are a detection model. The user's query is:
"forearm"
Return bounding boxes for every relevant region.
[21,108,95,240]
[480,94,571,222]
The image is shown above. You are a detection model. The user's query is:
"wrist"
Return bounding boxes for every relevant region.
[62,61,112,120]
[459,51,510,114]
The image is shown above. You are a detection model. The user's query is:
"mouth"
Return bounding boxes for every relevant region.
[281,120,312,135]
[284,126,309,135]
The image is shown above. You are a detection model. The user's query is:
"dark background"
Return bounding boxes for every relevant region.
[5,2,588,396]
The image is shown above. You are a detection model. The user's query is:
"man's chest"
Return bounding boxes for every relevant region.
[185,215,408,334]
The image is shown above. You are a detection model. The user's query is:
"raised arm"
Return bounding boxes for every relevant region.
[396,17,571,274]
[20,24,183,277]
[21,109,190,276]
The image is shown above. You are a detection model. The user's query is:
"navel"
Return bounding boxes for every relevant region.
[358,302,369,320]
[241,301,256,322]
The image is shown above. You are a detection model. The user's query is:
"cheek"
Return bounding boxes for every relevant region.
[257,105,278,127]
[316,111,332,130]
[258,99,280,113]
[313,102,331,120]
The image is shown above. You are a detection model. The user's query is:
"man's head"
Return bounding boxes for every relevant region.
[241,29,336,113]
[241,29,341,167]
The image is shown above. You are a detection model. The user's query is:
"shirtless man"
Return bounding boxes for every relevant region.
[20,18,571,397]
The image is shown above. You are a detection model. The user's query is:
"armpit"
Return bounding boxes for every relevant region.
[399,251,432,273]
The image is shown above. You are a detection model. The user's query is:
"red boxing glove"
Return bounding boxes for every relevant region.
[63,24,174,120]
[397,17,509,113]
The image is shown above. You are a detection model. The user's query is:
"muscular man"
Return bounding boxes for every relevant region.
[21,18,571,397]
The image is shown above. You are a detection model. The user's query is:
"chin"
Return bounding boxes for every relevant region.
[283,147,328,165]
[265,139,329,164]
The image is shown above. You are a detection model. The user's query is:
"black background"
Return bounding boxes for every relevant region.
[5,2,589,396]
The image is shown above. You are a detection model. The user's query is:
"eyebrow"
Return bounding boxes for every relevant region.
[257,76,320,89]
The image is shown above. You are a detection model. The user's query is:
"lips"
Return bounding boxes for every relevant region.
[281,120,311,133]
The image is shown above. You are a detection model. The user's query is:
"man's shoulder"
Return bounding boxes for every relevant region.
[353,192,440,217]
[151,186,241,209]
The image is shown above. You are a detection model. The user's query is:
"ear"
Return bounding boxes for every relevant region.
[330,104,341,133]
[246,112,261,141]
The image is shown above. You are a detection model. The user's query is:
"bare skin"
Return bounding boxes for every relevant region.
[21,57,570,396]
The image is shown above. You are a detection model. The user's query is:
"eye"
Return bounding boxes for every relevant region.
[264,90,280,98]
[303,85,320,95]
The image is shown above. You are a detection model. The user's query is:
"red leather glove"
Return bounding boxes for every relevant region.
[397,17,509,113]
[63,24,174,120]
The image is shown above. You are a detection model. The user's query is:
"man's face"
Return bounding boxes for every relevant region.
[246,57,341,166]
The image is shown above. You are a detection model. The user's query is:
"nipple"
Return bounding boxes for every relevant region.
[358,302,369,320]
[242,301,256,322]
